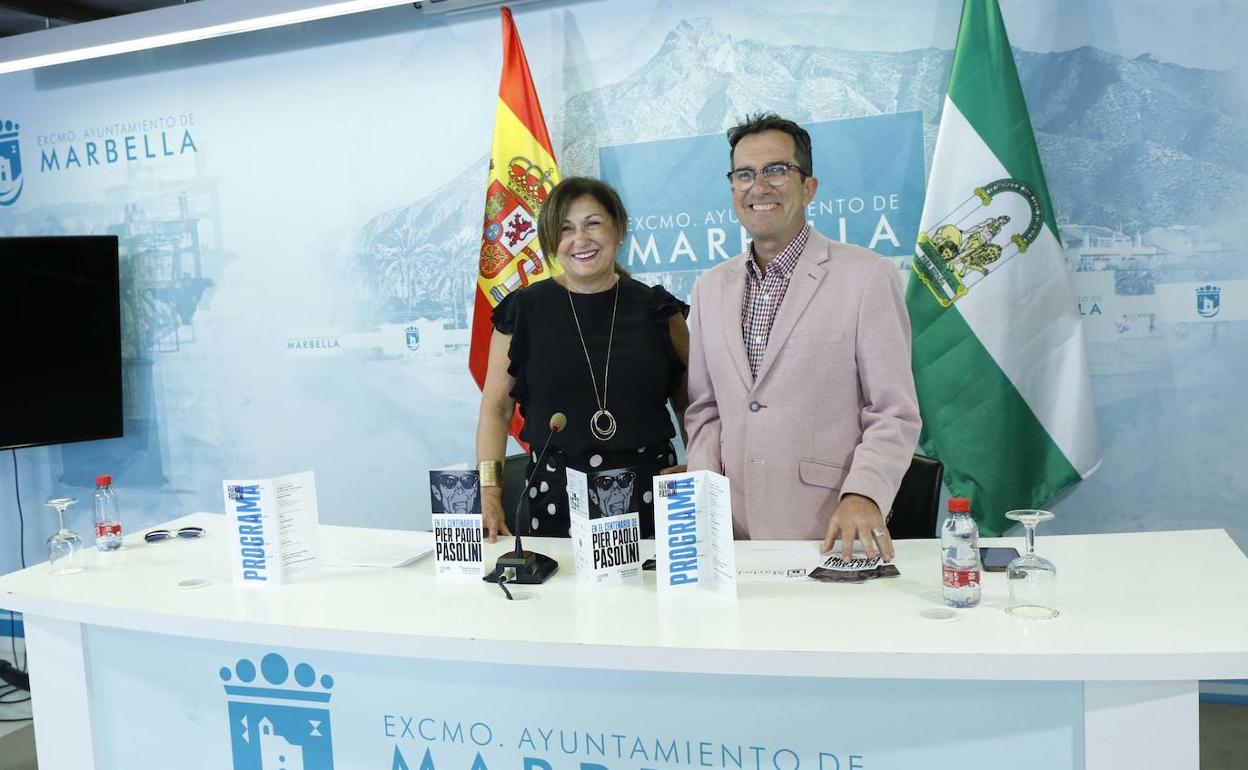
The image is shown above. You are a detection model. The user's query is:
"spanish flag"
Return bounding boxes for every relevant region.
[469,6,560,442]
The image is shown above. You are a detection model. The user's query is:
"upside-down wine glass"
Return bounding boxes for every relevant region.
[45,497,86,576]
[1004,509,1058,620]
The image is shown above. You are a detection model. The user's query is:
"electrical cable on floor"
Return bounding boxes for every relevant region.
[0,695,32,722]
[0,685,31,722]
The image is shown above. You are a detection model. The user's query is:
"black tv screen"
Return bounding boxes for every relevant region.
[0,236,123,450]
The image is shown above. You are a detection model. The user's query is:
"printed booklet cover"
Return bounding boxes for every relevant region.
[567,467,642,583]
[223,470,321,587]
[653,470,736,596]
[429,469,484,579]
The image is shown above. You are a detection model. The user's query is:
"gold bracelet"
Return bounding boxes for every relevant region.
[477,460,502,487]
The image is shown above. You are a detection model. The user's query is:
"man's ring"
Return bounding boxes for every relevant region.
[871,528,886,538]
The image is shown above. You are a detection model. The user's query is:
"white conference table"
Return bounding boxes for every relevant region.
[2,513,1246,770]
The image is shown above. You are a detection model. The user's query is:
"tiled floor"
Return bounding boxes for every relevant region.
[1201,702,1248,770]
[0,725,35,770]
[0,636,31,751]
[0,634,32,770]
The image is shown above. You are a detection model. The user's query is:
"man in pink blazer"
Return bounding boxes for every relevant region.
[685,113,921,559]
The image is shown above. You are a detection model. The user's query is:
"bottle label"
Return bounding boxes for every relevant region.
[96,522,122,538]
[942,567,979,588]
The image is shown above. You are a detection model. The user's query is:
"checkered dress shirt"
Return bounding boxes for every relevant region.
[741,223,811,379]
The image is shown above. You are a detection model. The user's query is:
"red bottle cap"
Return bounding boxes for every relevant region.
[948,497,970,513]
[96,474,112,486]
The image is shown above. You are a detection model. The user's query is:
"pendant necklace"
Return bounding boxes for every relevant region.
[566,280,620,442]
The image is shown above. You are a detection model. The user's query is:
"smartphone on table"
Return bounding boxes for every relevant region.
[980,546,1021,572]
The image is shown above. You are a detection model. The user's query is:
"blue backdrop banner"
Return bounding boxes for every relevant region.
[600,112,925,273]
[1,0,1246,575]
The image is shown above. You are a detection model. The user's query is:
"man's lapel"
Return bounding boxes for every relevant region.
[717,256,753,391]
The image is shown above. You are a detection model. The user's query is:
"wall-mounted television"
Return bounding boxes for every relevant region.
[0,236,123,450]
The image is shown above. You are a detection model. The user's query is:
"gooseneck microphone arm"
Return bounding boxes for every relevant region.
[511,411,566,555]
[484,412,564,592]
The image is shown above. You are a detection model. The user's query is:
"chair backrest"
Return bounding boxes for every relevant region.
[499,453,530,525]
[887,454,944,540]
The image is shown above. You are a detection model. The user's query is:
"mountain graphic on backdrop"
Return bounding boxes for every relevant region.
[348,17,1248,323]
[346,155,487,326]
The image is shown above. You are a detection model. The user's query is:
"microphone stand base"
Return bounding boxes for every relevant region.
[485,550,559,585]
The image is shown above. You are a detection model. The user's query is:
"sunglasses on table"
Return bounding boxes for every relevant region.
[591,471,637,491]
[144,526,206,543]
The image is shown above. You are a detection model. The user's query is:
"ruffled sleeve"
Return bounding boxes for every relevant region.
[491,291,528,404]
[649,283,689,321]
[491,291,520,334]
[648,283,689,395]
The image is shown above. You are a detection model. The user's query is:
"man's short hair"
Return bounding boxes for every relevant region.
[726,113,813,178]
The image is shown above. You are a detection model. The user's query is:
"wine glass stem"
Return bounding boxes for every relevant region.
[1024,521,1037,556]
[57,508,68,532]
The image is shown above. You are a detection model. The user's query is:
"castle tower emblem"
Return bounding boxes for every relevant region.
[1196,284,1221,318]
[0,119,23,206]
[220,652,335,770]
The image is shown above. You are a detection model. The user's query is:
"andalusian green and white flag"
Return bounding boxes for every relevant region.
[906,0,1101,535]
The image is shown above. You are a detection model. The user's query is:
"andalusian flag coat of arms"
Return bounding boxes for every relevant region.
[469,7,560,440]
[906,0,1101,535]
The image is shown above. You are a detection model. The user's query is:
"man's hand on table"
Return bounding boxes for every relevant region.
[821,493,894,562]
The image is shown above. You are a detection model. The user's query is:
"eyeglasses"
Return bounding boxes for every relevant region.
[144,526,205,543]
[434,473,479,491]
[726,162,808,191]
[591,471,637,491]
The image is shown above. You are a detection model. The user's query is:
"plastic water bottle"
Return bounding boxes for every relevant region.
[941,496,981,607]
[93,474,123,551]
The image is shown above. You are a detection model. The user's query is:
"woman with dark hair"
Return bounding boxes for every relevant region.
[475,176,689,541]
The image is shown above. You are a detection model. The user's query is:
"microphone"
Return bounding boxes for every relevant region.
[485,411,563,590]
[513,411,566,555]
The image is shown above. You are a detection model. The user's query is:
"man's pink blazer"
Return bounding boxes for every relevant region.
[685,229,922,540]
